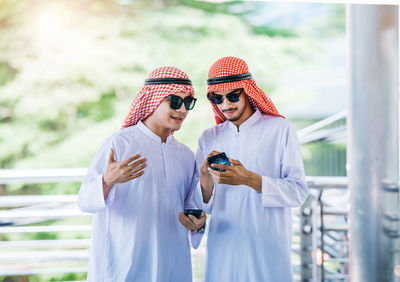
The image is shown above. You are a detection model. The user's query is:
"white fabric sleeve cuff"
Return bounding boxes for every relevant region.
[93,175,106,209]
[261,175,309,208]
[261,175,280,207]
[102,174,116,207]
[80,175,115,213]
[78,175,106,213]
[93,174,116,209]
[104,185,116,207]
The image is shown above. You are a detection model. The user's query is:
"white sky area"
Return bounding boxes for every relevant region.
[280,36,347,119]
[204,0,399,4]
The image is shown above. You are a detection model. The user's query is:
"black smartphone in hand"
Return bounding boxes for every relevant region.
[184,209,203,218]
[207,152,231,172]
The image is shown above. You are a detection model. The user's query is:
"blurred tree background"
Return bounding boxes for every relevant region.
[0,0,345,180]
[0,0,346,280]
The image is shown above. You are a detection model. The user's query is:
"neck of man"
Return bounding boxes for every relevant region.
[231,100,255,129]
[142,119,171,143]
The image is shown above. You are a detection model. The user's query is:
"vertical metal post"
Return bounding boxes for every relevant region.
[318,191,325,281]
[301,194,318,282]
[348,4,399,282]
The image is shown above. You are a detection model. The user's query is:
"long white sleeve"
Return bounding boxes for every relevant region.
[77,136,116,213]
[184,165,205,249]
[261,123,309,208]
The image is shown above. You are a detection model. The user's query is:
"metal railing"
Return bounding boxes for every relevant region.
[299,177,349,281]
[0,168,350,281]
[0,169,90,278]
[297,111,346,145]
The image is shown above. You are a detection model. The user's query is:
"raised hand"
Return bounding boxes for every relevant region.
[102,148,147,199]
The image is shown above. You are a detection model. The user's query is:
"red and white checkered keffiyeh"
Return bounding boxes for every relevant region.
[207,56,283,124]
[122,66,195,128]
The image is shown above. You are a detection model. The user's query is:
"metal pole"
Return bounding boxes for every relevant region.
[319,192,325,281]
[300,194,318,282]
[348,4,399,282]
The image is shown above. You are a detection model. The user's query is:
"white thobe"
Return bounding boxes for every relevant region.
[196,109,309,282]
[78,121,203,282]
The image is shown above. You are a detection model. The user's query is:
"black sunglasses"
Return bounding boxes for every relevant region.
[165,95,197,110]
[208,89,243,105]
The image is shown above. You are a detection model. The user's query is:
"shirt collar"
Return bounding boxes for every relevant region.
[136,121,173,143]
[227,108,261,132]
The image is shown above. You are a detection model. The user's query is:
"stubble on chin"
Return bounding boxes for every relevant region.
[226,116,240,122]
[224,110,242,122]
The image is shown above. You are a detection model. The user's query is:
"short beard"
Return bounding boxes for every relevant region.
[223,107,244,122]
[227,116,241,122]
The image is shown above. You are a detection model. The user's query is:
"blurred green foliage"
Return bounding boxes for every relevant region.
[292,118,346,177]
[0,0,345,190]
[0,61,17,87]
[252,26,297,38]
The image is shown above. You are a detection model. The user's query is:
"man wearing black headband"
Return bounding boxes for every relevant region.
[196,57,308,282]
[78,67,206,282]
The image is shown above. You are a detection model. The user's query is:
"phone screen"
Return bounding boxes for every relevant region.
[207,152,231,172]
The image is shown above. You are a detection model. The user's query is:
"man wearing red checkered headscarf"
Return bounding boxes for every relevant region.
[207,56,283,124]
[196,57,308,282]
[78,66,206,282]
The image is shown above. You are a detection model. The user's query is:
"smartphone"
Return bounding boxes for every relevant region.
[207,152,231,172]
[184,209,203,218]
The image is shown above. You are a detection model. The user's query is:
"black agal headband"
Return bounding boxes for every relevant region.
[144,78,192,86]
[207,72,252,85]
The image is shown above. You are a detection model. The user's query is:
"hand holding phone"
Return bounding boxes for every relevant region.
[184,209,203,218]
[180,209,206,233]
[207,152,231,172]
